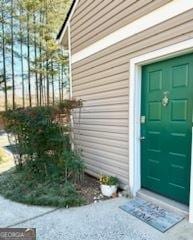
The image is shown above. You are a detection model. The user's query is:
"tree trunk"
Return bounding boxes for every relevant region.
[27,13,32,107]
[1,2,8,110]
[51,61,55,105]
[19,8,25,108]
[11,0,15,109]
[58,64,61,102]
[33,14,39,106]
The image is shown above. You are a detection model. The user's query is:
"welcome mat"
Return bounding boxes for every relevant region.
[120,198,185,232]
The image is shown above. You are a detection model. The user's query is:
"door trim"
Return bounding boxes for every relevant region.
[129,38,193,223]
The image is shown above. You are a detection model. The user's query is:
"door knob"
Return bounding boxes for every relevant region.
[140,136,146,140]
[162,91,169,107]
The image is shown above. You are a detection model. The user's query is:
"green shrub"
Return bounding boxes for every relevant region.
[1,102,85,207]
[3,104,84,182]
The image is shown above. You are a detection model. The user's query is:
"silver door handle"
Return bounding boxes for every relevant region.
[140,136,146,140]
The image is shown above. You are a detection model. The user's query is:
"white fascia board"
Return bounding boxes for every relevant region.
[72,0,193,63]
[58,0,79,45]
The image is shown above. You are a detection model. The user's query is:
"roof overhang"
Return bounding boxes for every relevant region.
[56,0,78,47]
[59,29,69,48]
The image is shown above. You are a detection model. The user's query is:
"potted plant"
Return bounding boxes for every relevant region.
[99,175,118,197]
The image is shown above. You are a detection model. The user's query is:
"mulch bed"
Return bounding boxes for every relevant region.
[76,174,110,204]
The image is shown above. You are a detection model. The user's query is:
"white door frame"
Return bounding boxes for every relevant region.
[129,38,193,223]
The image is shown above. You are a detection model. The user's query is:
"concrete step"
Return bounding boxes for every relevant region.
[136,189,189,217]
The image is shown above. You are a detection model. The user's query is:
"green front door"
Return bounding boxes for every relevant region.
[141,53,193,205]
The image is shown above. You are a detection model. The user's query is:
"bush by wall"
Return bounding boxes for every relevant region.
[0,100,85,207]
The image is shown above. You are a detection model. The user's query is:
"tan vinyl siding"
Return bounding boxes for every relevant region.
[70,8,193,185]
[71,0,172,54]
[72,0,93,18]
[71,0,112,26]
[72,9,193,70]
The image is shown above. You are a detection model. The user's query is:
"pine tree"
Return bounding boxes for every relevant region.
[0,0,71,110]
[1,1,8,110]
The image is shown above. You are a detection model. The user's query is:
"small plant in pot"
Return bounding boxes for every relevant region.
[99,175,119,197]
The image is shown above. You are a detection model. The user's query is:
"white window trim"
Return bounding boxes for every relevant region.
[129,38,193,223]
[71,0,193,64]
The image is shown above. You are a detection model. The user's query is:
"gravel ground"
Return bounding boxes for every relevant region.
[76,174,110,204]
[0,196,193,240]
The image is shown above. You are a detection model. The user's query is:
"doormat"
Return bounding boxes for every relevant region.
[120,198,185,232]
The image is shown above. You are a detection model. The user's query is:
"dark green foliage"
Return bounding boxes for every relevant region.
[0,169,84,207]
[60,151,85,183]
[1,103,85,207]
[3,105,84,181]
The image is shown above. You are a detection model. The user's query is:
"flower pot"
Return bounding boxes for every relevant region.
[100,184,117,197]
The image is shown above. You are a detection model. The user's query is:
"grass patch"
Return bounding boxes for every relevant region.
[0,168,85,207]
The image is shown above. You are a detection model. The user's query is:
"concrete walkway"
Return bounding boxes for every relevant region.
[0,196,192,240]
[0,130,15,172]
[0,130,9,147]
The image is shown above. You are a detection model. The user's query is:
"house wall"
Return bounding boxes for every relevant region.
[70,0,172,54]
[70,1,193,185]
